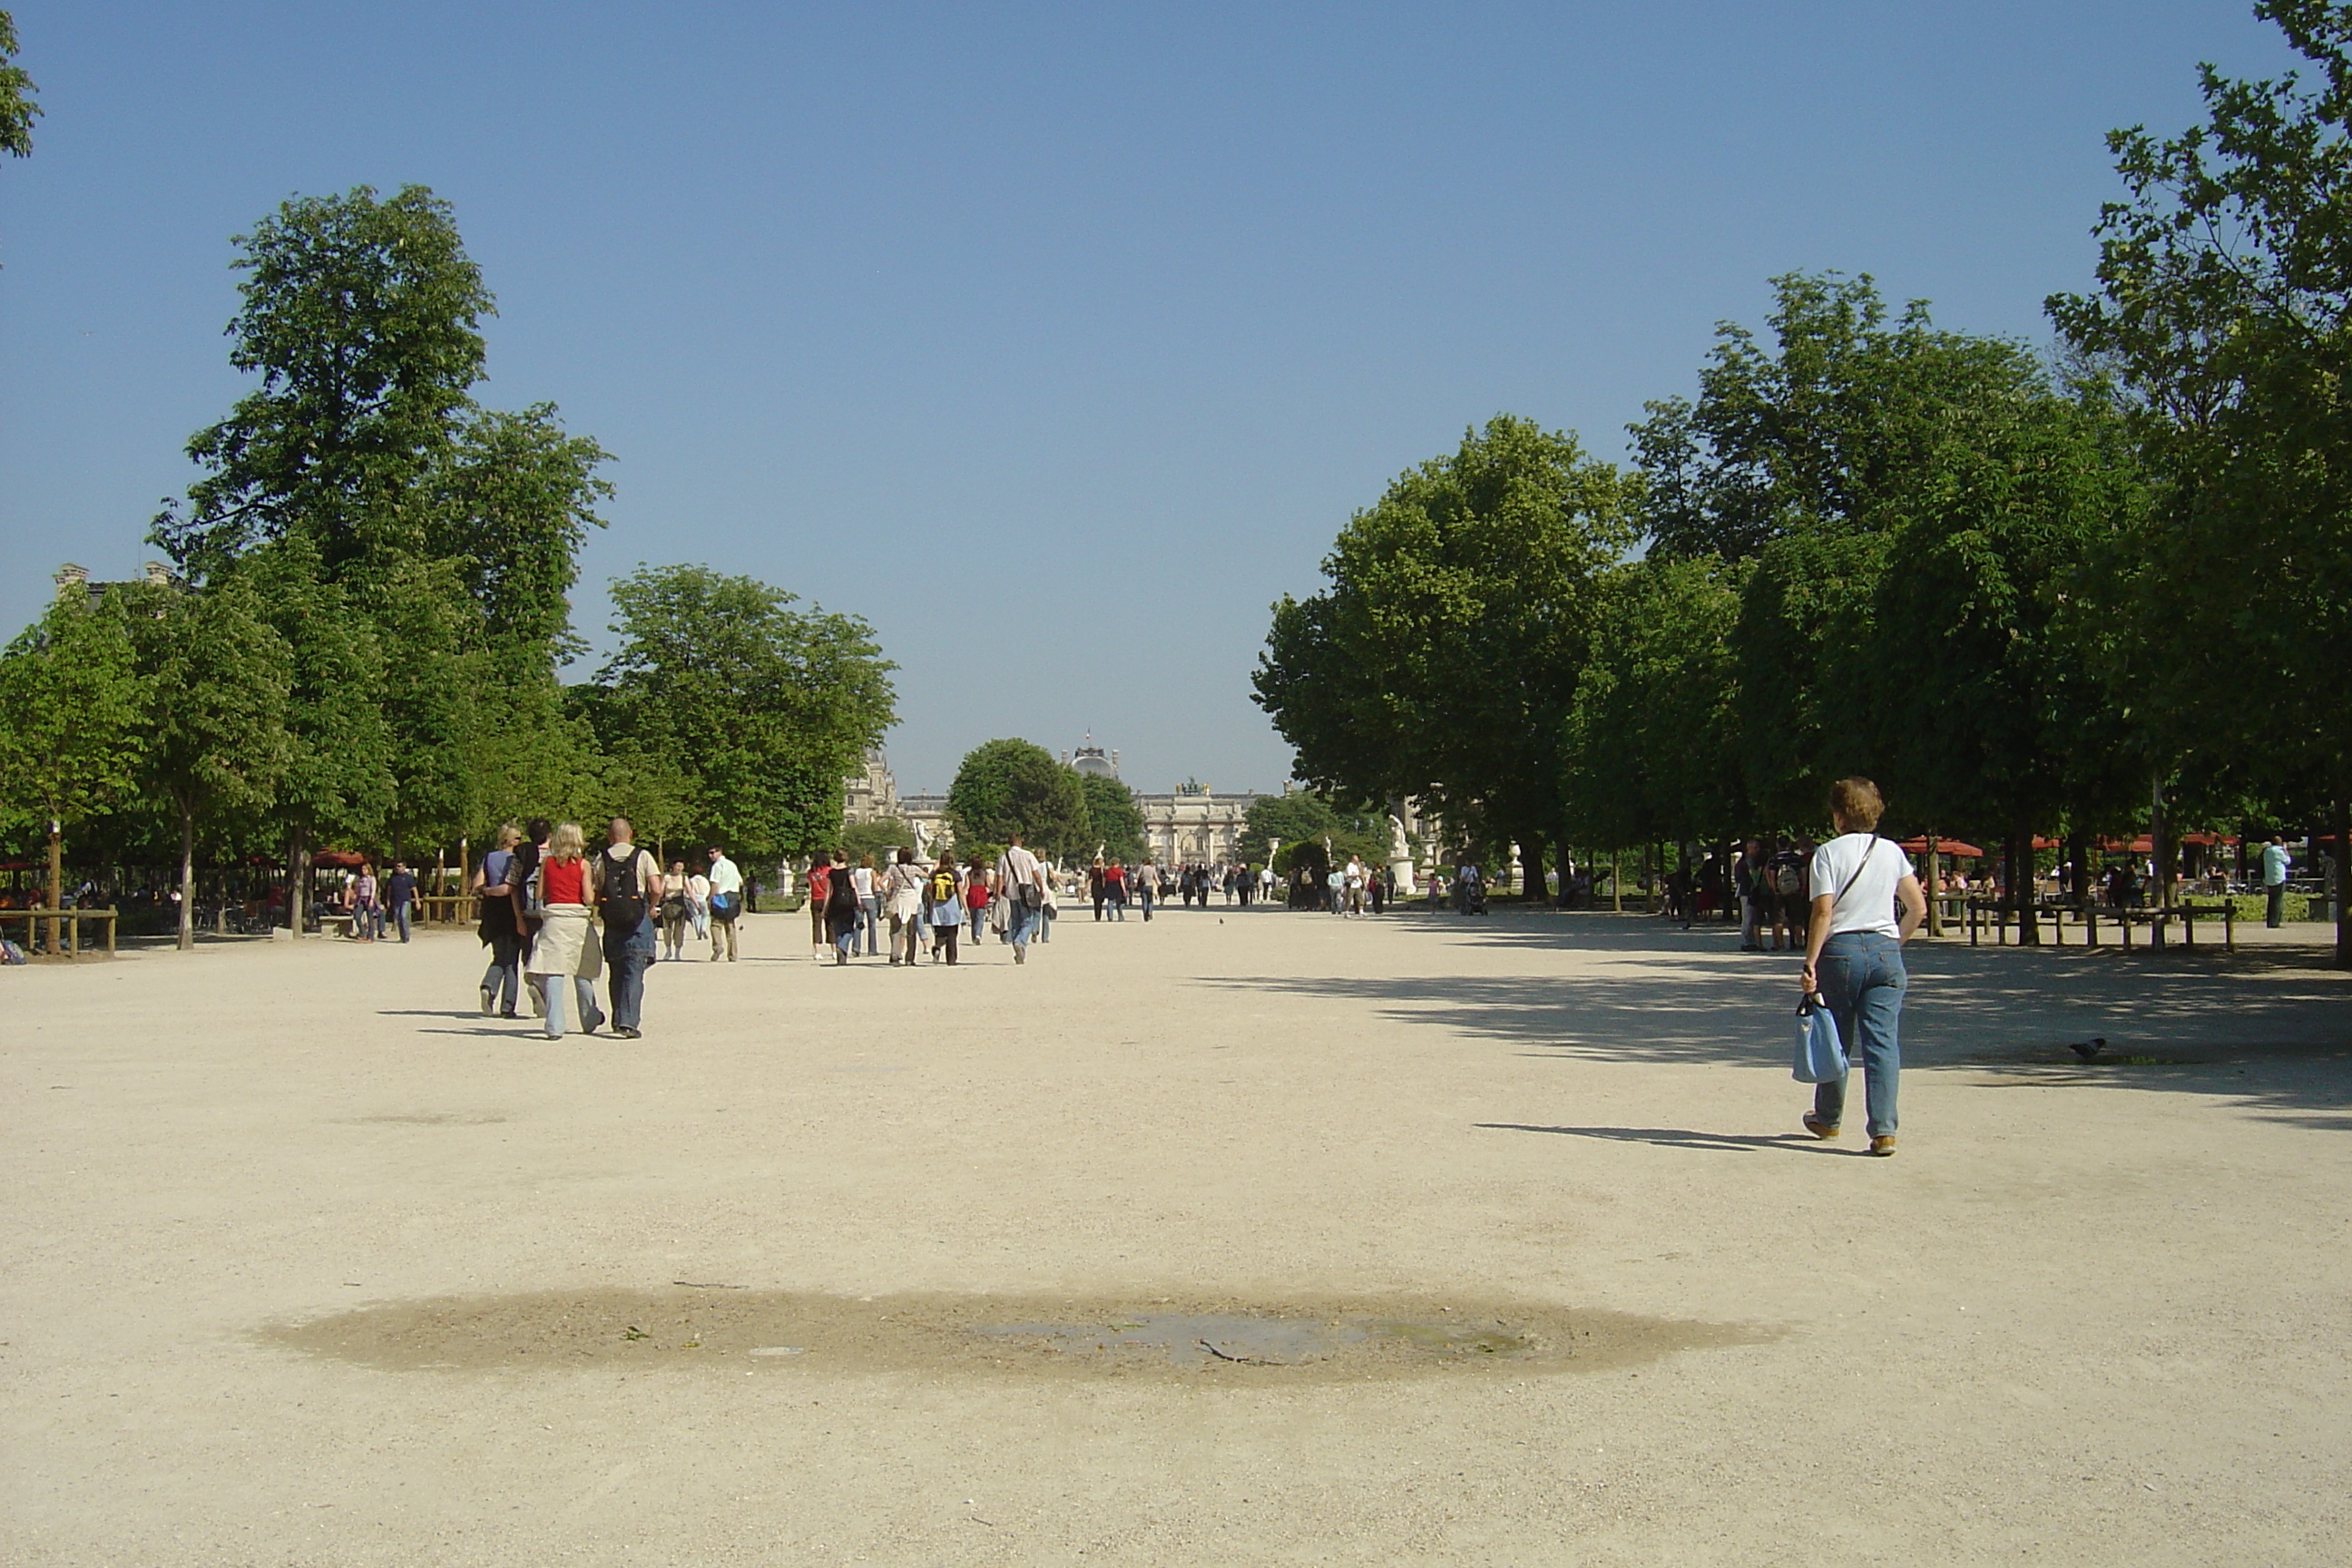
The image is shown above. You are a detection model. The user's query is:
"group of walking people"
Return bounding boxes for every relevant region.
[799,836,1055,966]
[473,819,745,1040]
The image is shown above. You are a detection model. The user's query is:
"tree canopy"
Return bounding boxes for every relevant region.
[947,740,1092,862]
[587,564,897,865]
[0,9,38,160]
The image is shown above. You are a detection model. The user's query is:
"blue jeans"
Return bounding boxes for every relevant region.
[969,906,985,943]
[1810,932,1906,1137]
[603,917,656,1031]
[1110,893,1126,921]
[391,901,412,942]
[481,953,520,1014]
[857,897,880,954]
[1034,905,1054,942]
[1008,897,1036,953]
[542,975,603,1039]
[1137,890,1152,922]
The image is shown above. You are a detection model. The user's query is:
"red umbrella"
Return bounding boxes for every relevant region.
[311,849,367,868]
[1897,837,1984,858]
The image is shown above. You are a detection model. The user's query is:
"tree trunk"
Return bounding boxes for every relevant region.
[2336,796,2350,971]
[177,806,196,952]
[1924,830,1942,939]
[2150,774,2170,951]
[1519,836,1545,904]
[1556,834,1574,907]
[287,828,309,937]
[1612,848,1623,913]
[2066,829,2091,908]
[2015,821,2041,946]
[1641,843,1654,915]
[45,816,63,956]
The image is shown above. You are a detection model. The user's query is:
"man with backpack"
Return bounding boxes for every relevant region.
[996,832,1048,964]
[1769,839,1811,952]
[594,818,663,1040]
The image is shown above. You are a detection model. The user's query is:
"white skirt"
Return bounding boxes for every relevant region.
[526,906,603,980]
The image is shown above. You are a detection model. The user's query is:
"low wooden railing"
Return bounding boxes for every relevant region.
[0,907,119,957]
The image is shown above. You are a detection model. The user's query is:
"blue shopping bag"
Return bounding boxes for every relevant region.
[1792,994,1848,1083]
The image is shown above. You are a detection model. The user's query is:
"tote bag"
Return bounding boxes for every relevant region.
[1792,995,1847,1083]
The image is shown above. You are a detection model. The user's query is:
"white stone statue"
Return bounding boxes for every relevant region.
[1386,812,1417,896]
[911,818,931,860]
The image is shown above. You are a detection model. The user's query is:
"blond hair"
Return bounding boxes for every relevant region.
[548,821,586,862]
[495,821,522,849]
[1828,777,1886,832]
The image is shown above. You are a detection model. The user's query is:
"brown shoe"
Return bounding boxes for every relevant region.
[1869,1135,1897,1158]
[1803,1113,1840,1140]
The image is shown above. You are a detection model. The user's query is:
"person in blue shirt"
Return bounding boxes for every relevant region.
[2261,834,2293,929]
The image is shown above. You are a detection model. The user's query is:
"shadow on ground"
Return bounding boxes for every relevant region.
[1205,911,2352,1128]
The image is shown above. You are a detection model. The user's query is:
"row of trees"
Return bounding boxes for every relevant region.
[0,187,894,947]
[1256,1,2352,961]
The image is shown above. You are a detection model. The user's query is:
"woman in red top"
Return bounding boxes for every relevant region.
[965,856,991,944]
[525,822,605,1039]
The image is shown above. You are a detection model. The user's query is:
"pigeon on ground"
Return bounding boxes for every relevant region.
[2068,1036,2108,1062]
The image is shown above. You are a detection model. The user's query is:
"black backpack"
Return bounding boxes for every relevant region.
[598,850,647,929]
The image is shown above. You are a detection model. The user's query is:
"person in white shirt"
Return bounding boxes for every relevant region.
[1798,777,1927,1157]
[850,855,880,956]
[994,833,1047,965]
[705,847,744,962]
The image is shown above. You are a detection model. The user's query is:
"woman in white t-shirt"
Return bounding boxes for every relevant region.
[1799,777,1927,1157]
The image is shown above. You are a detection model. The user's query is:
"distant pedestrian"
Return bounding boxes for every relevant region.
[1135,858,1157,922]
[1769,841,1808,951]
[1090,860,1108,920]
[686,864,710,942]
[474,823,524,1017]
[965,857,992,942]
[1799,778,1926,1159]
[996,833,1048,964]
[705,846,743,961]
[593,818,662,1039]
[1035,861,1059,942]
[505,819,554,1017]
[386,861,417,942]
[659,860,691,960]
[354,862,381,942]
[852,854,881,956]
[821,850,861,964]
[526,822,606,1039]
[885,848,925,965]
[805,854,831,958]
[1735,839,1767,951]
[1104,860,1128,921]
[926,858,964,964]
[2262,833,2292,928]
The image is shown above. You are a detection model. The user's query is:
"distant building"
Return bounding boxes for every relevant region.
[842,740,1273,863]
[53,561,181,609]
[841,749,900,826]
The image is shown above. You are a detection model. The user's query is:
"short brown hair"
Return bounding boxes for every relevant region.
[1828,777,1885,831]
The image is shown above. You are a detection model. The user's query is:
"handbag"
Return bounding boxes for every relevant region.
[1793,994,1848,1082]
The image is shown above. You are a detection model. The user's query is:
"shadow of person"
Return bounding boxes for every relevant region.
[1475,1122,1853,1154]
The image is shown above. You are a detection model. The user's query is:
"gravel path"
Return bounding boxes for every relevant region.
[5,907,2347,1564]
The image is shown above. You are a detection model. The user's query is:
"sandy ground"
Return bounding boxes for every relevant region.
[4,904,2348,1566]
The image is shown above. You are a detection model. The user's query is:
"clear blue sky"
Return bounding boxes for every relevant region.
[0,1,2295,798]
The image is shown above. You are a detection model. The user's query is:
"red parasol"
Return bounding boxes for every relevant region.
[1898,838,1984,858]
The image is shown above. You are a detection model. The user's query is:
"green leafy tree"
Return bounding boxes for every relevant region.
[0,593,147,942]
[0,9,38,159]
[1235,790,1385,868]
[946,740,1092,862]
[591,565,897,864]
[120,582,292,951]
[233,541,396,932]
[1255,415,1637,893]
[156,186,493,581]
[1561,555,1745,855]
[1075,773,1146,863]
[839,817,916,867]
[2047,0,2352,958]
